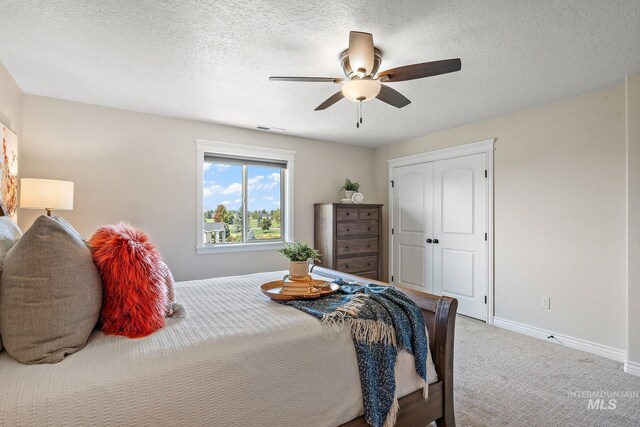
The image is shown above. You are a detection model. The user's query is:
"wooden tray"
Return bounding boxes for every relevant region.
[260,279,340,301]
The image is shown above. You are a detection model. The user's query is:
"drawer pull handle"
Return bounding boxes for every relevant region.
[367,213,371,216]
[367,263,370,266]
[346,228,350,232]
[367,227,371,231]
[346,212,350,216]
[346,246,349,249]
[345,265,349,268]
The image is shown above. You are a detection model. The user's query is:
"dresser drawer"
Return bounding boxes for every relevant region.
[359,208,379,221]
[357,270,379,280]
[336,222,378,237]
[336,256,378,274]
[336,238,378,256]
[336,207,359,221]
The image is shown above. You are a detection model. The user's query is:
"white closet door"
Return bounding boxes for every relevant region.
[433,153,487,320]
[392,163,434,292]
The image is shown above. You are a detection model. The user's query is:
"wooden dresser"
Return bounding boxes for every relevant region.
[313,203,383,280]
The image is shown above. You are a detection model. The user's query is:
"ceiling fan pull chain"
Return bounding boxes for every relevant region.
[356,101,360,128]
[360,100,363,125]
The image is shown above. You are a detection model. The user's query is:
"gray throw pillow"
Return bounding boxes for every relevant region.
[0,216,22,352]
[0,215,102,364]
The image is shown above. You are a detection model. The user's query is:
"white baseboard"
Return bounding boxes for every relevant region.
[624,361,640,377]
[492,317,626,363]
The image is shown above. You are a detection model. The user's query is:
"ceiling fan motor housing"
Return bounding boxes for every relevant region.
[340,47,382,79]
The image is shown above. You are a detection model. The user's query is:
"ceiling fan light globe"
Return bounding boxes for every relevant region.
[341,79,381,102]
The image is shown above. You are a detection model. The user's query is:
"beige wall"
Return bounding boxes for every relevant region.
[373,84,627,350]
[6,62,636,358]
[627,72,640,366]
[19,95,375,281]
[0,62,22,145]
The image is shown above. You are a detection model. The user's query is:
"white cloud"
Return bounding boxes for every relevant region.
[261,181,279,190]
[204,163,232,173]
[221,200,231,205]
[234,198,242,203]
[262,196,274,201]
[247,173,279,191]
[248,175,264,185]
[272,201,280,205]
[246,174,281,191]
[203,182,242,197]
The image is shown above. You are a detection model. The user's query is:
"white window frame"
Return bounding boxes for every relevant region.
[195,139,295,254]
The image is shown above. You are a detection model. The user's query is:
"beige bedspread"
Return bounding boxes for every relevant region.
[0,271,436,427]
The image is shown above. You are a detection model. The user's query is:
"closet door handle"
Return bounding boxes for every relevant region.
[426,239,433,243]
[433,239,439,244]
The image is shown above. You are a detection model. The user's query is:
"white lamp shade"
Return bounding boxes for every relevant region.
[341,79,381,102]
[20,179,74,211]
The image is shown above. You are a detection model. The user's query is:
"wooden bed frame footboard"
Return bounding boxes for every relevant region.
[310,266,458,427]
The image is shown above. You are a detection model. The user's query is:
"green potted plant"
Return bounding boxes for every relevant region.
[278,241,321,279]
[340,178,361,199]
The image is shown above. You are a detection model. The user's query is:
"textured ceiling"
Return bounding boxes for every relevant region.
[1,1,639,147]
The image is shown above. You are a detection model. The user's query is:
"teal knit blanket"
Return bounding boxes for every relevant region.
[281,280,429,427]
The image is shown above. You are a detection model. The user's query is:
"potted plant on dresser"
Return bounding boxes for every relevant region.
[339,178,360,200]
[278,241,321,280]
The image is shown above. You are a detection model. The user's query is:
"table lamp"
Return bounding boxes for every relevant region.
[20,178,74,217]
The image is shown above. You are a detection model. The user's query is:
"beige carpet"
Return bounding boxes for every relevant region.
[448,316,640,426]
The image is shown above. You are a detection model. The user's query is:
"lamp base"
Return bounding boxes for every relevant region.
[46,208,52,217]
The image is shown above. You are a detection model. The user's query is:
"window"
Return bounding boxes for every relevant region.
[196,140,295,254]
[203,157,284,243]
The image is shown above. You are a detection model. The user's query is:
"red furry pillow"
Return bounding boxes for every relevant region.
[89,223,167,338]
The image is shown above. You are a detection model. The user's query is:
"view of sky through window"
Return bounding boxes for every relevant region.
[203,163,281,211]
[203,161,282,242]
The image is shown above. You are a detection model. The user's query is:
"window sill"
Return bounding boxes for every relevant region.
[196,241,286,254]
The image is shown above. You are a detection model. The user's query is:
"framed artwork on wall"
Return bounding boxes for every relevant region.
[0,123,18,222]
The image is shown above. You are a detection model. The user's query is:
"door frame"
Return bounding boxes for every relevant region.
[388,138,496,324]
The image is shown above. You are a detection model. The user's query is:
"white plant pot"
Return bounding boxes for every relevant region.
[345,191,355,199]
[289,260,309,279]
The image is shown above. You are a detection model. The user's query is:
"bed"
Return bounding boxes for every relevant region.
[0,267,457,427]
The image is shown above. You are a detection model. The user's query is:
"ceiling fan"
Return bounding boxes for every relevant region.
[269,31,461,127]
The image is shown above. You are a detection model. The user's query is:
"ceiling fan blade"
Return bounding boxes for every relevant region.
[349,31,374,75]
[378,58,461,82]
[376,85,411,108]
[269,76,344,83]
[315,91,345,111]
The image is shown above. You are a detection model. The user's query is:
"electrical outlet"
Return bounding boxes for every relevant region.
[541,296,551,310]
